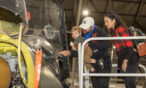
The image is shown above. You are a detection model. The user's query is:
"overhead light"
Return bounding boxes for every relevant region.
[83,10,89,16]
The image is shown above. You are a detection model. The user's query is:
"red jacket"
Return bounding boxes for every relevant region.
[113,26,134,60]
[113,26,133,51]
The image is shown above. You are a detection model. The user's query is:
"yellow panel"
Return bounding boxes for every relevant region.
[0,34,34,88]
[0,20,19,35]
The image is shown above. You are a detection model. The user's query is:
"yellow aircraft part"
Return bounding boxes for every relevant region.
[0,34,34,88]
[0,17,20,35]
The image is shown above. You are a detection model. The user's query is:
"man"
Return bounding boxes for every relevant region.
[79,17,111,88]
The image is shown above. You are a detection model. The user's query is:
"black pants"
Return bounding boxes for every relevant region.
[118,52,139,88]
[91,51,111,88]
[91,77,110,88]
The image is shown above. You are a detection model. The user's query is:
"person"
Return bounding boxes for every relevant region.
[80,17,111,88]
[59,26,84,57]
[104,11,139,88]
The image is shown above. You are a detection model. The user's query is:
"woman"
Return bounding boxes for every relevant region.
[104,11,139,88]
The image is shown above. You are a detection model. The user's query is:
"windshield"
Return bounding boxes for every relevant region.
[26,0,67,52]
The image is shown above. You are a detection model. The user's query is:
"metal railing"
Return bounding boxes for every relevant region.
[78,36,146,88]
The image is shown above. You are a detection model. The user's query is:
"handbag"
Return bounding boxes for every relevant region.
[136,42,146,56]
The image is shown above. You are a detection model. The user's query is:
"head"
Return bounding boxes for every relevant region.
[133,31,138,36]
[129,26,144,36]
[79,17,94,34]
[104,11,127,30]
[71,26,82,39]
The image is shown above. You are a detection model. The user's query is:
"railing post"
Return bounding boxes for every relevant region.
[84,67,89,88]
[78,43,82,88]
[71,57,77,88]
[80,42,84,88]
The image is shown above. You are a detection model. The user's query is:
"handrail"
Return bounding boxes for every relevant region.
[78,36,146,88]
[82,64,146,88]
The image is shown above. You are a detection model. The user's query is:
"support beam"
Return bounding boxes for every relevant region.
[101,0,146,4]
[72,0,77,25]
[64,9,73,11]
[134,0,144,25]
[113,0,146,4]
[104,0,110,13]
[90,11,146,18]
[76,0,83,25]
[88,0,99,13]
[64,9,146,18]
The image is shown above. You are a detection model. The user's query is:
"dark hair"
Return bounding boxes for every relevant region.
[104,11,128,30]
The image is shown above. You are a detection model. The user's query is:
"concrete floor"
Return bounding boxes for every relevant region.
[67,69,144,88]
[67,78,143,88]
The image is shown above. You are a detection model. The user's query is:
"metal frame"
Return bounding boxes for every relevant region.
[71,57,78,88]
[78,36,146,88]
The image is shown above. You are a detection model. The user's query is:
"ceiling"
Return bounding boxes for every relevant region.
[62,0,146,33]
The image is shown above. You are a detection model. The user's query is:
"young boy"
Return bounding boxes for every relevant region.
[70,26,85,50]
[59,26,96,72]
[59,26,84,56]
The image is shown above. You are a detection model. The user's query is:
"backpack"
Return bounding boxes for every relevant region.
[128,26,146,57]
[129,26,145,36]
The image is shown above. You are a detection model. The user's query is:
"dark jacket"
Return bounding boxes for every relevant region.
[87,26,111,72]
[88,26,110,59]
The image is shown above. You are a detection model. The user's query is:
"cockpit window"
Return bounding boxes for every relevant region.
[26,0,65,51]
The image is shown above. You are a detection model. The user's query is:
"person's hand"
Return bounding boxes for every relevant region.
[91,59,96,63]
[59,50,71,56]
[70,41,74,46]
[85,43,89,48]
[122,59,128,72]
[133,48,137,52]
[72,45,77,50]
[58,51,64,55]
[90,67,95,72]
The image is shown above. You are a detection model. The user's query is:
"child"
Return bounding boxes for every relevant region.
[70,26,85,50]
[59,26,96,72]
[59,26,84,57]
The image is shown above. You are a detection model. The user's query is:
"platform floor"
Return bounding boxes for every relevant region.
[67,77,143,88]
[67,70,144,88]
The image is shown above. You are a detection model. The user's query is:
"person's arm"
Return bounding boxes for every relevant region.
[85,64,94,71]
[118,27,134,72]
[59,50,78,58]
[118,27,134,60]
[84,47,96,64]
[70,50,78,58]
[59,50,71,56]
